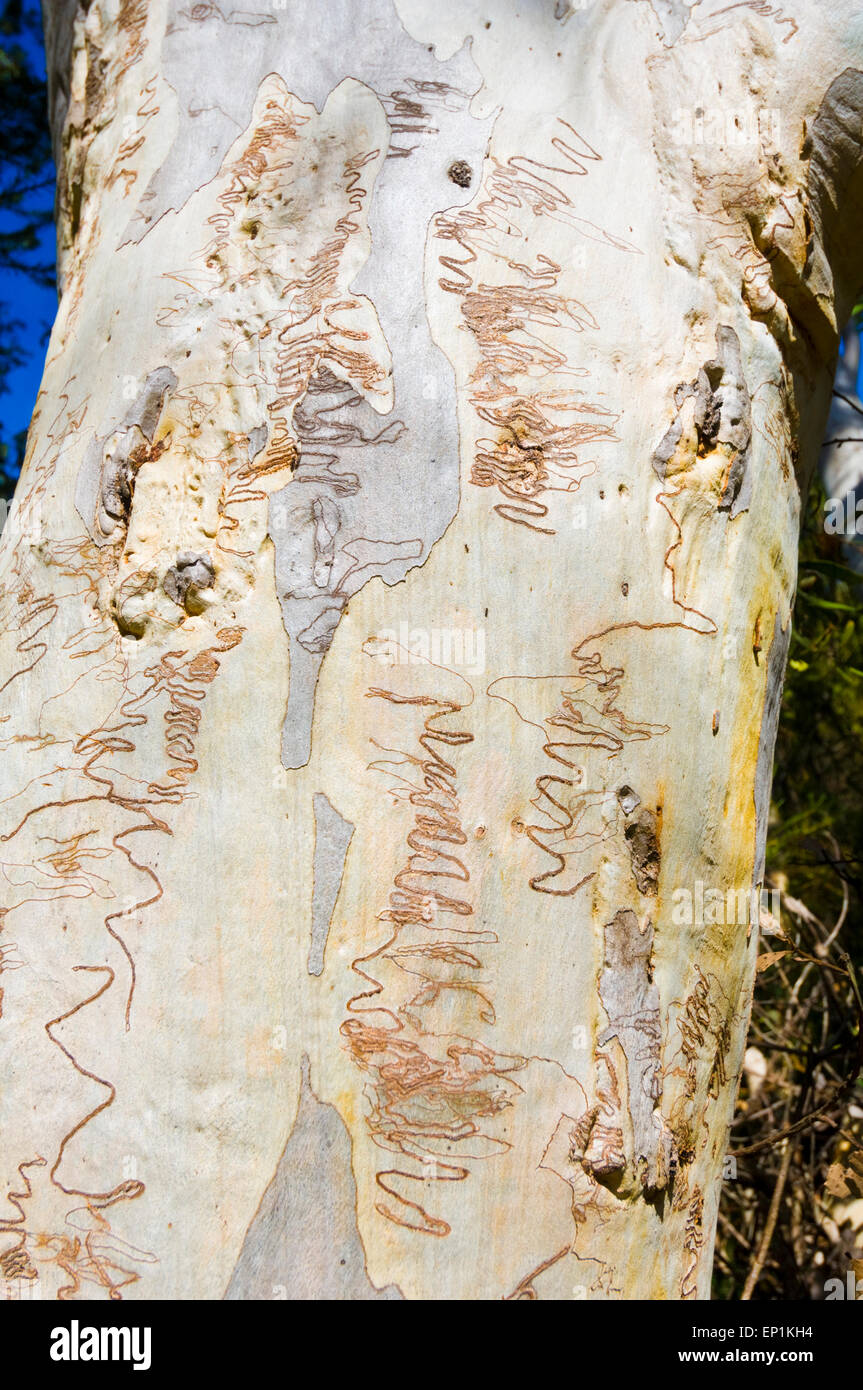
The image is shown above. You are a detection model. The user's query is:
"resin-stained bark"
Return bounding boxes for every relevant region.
[1,0,862,1300]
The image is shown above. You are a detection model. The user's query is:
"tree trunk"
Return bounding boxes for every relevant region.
[1,0,862,1301]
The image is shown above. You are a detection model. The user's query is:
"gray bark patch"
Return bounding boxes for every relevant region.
[163,552,215,613]
[270,367,431,766]
[122,3,490,773]
[308,792,354,977]
[639,0,693,47]
[805,69,863,282]
[224,1055,402,1300]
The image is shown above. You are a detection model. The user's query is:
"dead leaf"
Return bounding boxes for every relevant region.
[756,950,789,973]
[825,1151,863,1201]
[826,1162,851,1199]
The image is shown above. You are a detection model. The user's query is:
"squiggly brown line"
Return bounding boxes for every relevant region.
[342,660,525,1236]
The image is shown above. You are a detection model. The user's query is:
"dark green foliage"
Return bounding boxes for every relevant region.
[715,471,863,1299]
[771,481,863,892]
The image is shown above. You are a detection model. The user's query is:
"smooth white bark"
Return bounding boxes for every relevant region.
[1,0,862,1300]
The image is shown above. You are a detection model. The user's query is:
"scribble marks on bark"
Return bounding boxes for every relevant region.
[488,665,667,899]
[270,371,422,770]
[434,119,638,533]
[342,654,526,1238]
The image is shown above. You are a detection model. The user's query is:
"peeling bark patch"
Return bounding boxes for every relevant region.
[624,808,660,896]
[594,910,673,1191]
[163,552,215,614]
[651,325,752,517]
[224,1056,402,1300]
[712,327,753,514]
[75,367,178,545]
[308,793,354,977]
[99,426,153,533]
[570,1073,626,1180]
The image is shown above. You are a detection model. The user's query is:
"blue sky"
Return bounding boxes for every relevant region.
[0,0,57,453]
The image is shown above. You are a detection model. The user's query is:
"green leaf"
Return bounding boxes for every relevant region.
[797,591,860,613]
[799,559,863,584]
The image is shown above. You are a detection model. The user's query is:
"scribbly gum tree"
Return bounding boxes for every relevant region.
[1,0,861,1302]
